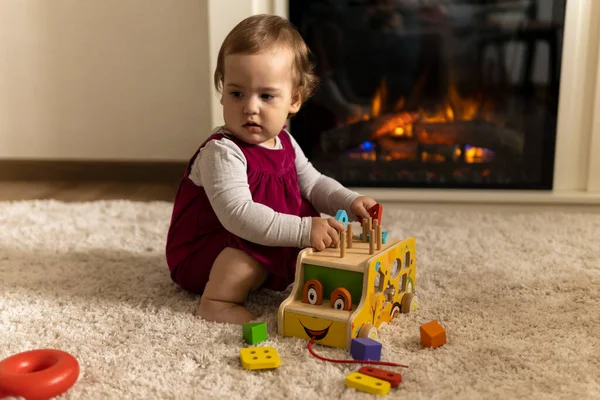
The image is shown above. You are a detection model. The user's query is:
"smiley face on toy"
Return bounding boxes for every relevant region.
[299,319,332,340]
[291,314,348,347]
[282,279,355,347]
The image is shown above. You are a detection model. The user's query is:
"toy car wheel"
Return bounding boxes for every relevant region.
[358,324,378,339]
[401,293,418,314]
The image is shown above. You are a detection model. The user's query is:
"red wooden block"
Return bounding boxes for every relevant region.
[357,204,383,226]
[358,366,402,388]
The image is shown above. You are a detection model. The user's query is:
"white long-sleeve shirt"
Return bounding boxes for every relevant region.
[189,127,360,248]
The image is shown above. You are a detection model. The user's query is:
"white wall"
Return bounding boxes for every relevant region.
[0,0,211,161]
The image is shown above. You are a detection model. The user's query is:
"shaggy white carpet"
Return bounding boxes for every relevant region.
[0,200,599,399]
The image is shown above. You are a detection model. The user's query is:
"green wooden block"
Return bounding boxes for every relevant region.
[243,322,267,345]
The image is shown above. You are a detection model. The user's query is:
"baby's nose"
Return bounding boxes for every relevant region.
[243,97,260,114]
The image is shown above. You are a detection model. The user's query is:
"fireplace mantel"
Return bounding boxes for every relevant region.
[207,0,600,204]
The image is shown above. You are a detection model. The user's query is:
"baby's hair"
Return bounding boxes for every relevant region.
[214,14,318,107]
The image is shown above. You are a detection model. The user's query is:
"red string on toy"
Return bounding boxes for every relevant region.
[307,338,409,368]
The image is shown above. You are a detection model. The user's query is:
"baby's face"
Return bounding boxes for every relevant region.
[221,49,301,147]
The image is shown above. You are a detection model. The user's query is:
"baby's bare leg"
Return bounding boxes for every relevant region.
[196,247,267,324]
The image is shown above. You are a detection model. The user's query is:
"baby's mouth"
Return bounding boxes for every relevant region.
[243,122,261,128]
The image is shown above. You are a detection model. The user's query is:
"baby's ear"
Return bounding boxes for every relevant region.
[289,91,302,114]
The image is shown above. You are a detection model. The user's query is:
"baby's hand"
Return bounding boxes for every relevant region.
[351,196,378,220]
[310,217,345,251]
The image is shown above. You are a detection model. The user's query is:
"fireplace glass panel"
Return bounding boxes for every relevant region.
[288,0,567,189]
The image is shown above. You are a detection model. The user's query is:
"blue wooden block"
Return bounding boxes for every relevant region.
[335,210,349,229]
[360,232,388,244]
[350,338,382,361]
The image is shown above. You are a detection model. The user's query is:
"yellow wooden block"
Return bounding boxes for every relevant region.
[345,372,391,395]
[240,347,281,370]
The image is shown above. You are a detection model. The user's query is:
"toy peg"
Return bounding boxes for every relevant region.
[340,231,346,258]
[376,224,382,250]
[362,220,368,243]
[369,229,375,254]
[347,224,352,248]
[373,219,380,247]
[367,216,372,231]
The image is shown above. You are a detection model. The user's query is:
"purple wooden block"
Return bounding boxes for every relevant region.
[350,338,382,361]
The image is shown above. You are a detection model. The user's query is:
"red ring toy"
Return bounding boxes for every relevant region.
[0,349,79,400]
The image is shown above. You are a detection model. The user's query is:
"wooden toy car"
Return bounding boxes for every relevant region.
[277,217,417,350]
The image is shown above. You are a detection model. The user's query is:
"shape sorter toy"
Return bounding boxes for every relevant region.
[277,210,418,351]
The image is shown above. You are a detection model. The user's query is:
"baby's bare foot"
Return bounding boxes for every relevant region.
[196,297,256,324]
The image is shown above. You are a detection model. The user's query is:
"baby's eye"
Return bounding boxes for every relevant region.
[230,91,243,98]
[261,93,274,100]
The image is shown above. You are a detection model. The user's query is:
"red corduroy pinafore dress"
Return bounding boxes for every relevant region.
[166,129,319,293]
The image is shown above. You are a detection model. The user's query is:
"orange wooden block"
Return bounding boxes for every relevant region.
[420,320,446,348]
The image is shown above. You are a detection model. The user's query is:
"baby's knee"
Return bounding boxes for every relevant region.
[205,248,267,300]
[214,248,266,286]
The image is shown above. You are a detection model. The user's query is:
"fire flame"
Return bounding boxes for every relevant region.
[350,80,498,164]
[371,81,386,118]
[419,83,483,124]
[372,113,416,139]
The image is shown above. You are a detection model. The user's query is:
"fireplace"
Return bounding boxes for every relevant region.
[206,0,600,202]
[288,0,566,189]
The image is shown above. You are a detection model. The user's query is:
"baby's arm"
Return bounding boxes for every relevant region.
[190,137,312,248]
[288,132,361,219]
